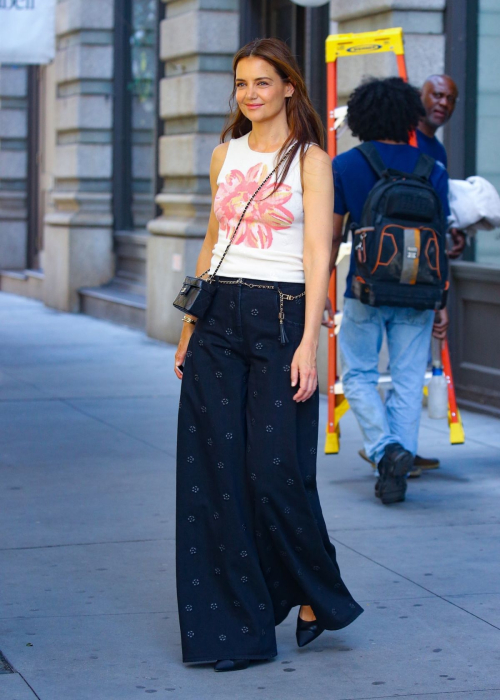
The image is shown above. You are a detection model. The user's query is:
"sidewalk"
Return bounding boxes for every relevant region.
[0,291,499,700]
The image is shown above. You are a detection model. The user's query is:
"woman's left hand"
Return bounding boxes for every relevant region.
[291,340,318,402]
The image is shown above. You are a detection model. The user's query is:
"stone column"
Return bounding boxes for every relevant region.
[43,0,115,312]
[0,65,28,269]
[146,0,238,343]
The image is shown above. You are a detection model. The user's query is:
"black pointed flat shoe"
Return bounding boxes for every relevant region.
[296,614,325,648]
[214,659,250,672]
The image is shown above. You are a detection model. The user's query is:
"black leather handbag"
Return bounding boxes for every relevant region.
[173,151,290,320]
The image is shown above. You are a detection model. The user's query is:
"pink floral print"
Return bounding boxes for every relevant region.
[214,163,294,249]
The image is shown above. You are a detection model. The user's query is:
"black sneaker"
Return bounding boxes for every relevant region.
[375,443,414,504]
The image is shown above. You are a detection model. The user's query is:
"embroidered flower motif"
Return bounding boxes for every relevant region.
[273,581,279,588]
[251,473,257,480]
[261,496,269,504]
[187,630,194,638]
[296,527,303,535]
[242,626,249,634]
[251,418,256,426]
[259,603,266,610]
[213,512,220,520]
[262,367,267,374]
[225,433,233,440]
[188,515,195,523]
[240,550,248,557]
[190,547,197,554]
[215,568,221,575]
[186,350,192,358]
[207,438,213,446]
[192,486,199,493]
[313,565,320,571]
[269,525,277,532]
[234,600,241,607]
[305,475,313,483]
[241,576,248,583]
[224,349,231,356]
[219,544,226,551]
[283,365,290,372]
[189,426,196,433]
[255,530,262,537]
[284,506,291,514]
[251,309,259,316]
[214,163,294,249]
[229,301,236,309]
[219,634,227,641]
[312,419,317,427]
[273,458,281,465]
[253,391,258,398]
[217,462,224,469]
[185,604,193,611]
[225,328,233,336]
[255,342,263,350]
[275,400,282,407]
[209,318,215,326]
[192,579,199,586]
[211,603,218,610]
[187,456,195,463]
[201,406,207,413]
[221,398,229,405]
[310,447,317,455]
[216,371,223,378]
[194,374,199,382]
[295,546,302,552]
[198,339,204,346]
[287,479,294,486]
[266,425,273,433]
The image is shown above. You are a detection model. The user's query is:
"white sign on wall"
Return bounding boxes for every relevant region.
[0,0,56,65]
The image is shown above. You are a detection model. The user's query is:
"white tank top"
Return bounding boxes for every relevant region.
[209,132,306,283]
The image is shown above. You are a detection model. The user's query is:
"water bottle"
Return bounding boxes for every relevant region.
[428,366,448,419]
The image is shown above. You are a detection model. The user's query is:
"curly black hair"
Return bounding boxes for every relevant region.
[346,77,425,143]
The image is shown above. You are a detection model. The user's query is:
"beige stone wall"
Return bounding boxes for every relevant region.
[43,0,115,312]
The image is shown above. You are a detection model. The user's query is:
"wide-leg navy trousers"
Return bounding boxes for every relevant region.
[176,278,363,663]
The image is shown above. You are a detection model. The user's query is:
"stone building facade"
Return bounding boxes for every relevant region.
[1,0,499,412]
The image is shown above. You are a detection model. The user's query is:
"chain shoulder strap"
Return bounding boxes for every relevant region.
[203,148,293,282]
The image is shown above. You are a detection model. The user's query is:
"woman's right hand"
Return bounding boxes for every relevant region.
[174,323,196,379]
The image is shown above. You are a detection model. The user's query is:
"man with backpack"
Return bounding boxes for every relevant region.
[331,77,451,505]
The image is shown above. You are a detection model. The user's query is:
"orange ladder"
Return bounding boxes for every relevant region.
[324,27,465,453]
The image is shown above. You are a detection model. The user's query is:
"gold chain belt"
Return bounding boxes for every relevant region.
[217,278,305,345]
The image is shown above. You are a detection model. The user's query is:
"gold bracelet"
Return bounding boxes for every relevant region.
[182,315,196,325]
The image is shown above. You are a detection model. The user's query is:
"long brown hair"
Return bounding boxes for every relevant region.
[221,38,325,190]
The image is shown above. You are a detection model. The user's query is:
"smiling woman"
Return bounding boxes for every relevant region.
[173,37,363,673]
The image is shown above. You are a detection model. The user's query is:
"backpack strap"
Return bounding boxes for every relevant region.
[412,152,435,180]
[356,142,387,178]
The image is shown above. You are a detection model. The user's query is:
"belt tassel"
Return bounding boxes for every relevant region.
[279,313,289,345]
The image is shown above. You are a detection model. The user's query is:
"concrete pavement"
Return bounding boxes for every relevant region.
[1,291,499,700]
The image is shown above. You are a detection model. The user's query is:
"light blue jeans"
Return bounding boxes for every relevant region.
[339,298,434,466]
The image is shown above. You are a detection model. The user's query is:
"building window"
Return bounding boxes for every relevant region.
[474,0,500,266]
[113,0,158,234]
